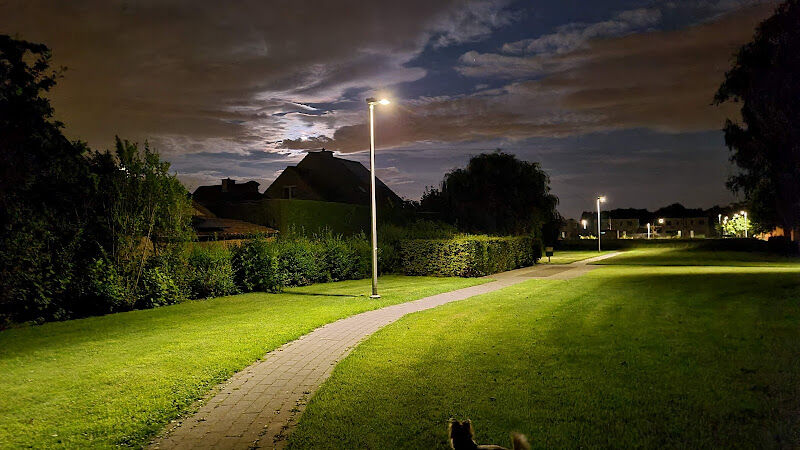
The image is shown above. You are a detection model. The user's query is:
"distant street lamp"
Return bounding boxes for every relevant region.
[366,97,390,299]
[647,223,651,239]
[596,196,606,252]
[581,219,587,230]
[740,210,748,238]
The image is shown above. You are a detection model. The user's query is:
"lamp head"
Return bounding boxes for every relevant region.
[597,196,606,203]
[366,97,390,105]
[658,218,664,224]
[740,210,746,215]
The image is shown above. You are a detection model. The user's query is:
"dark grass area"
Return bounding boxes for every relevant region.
[289,261,800,448]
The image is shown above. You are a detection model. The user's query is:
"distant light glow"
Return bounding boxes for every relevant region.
[378,98,390,105]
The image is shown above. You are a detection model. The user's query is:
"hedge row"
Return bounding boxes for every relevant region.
[556,238,770,252]
[397,235,542,277]
[82,234,372,314]
[78,233,540,319]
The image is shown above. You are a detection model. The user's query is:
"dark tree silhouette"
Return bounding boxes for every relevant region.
[420,151,560,240]
[714,0,800,238]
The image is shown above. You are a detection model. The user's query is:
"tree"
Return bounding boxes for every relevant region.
[0,35,193,324]
[420,151,560,240]
[0,35,93,323]
[86,137,193,307]
[714,1,800,239]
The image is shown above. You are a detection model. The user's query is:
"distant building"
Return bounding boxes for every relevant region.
[265,149,402,207]
[190,201,277,240]
[193,178,261,206]
[559,218,581,239]
[610,218,640,237]
[657,217,710,238]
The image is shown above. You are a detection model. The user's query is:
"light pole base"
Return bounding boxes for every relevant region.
[369,294,381,299]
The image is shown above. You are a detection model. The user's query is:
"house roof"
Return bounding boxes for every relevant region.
[282,149,402,205]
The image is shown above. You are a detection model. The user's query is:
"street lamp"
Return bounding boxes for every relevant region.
[647,223,651,239]
[596,196,606,252]
[581,219,587,230]
[366,97,389,299]
[740,210,748,238]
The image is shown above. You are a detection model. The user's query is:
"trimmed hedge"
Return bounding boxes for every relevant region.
[218,199,370,236]
[398,235,541,277]
[557,238,769,252]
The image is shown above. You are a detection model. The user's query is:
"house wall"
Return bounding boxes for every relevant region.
[658,217,710,237]
[264,169,324,201]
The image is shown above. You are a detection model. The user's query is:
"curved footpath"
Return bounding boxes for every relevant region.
[150,252,620,450]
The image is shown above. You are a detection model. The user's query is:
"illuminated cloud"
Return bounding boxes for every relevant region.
[284,3,774,153]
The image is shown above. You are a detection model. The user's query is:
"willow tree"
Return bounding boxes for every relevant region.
[714,0,800,238]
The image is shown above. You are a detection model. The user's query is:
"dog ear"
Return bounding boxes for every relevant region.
[448,419,460,437]
[464,419,474,438]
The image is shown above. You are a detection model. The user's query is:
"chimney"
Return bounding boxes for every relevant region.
[221,178,235,192]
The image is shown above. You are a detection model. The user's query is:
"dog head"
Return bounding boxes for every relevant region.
[448,419,476,449]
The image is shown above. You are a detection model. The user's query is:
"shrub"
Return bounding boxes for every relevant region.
[398,235,541,277]
[84,257,129,313]
[231,237,284,293]
[276,237,324,286]
[137,265,185,309]
[322,235,357,281]
[187,246,237,298]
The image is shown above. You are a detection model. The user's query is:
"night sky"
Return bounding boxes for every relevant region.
[1,0,778,218]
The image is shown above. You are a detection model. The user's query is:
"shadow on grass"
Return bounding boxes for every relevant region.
[282,291,365,298]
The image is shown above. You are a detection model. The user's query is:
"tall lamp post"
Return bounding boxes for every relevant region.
[596,195,606,252]
[740,210,748,238]
[366,97,390,299]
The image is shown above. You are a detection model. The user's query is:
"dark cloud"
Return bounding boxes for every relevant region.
[284,3,774,153]
[1,0,512,153]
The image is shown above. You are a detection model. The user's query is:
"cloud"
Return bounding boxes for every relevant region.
[283,3,774,153]
[1,0,512,153]
[500,8,662,56]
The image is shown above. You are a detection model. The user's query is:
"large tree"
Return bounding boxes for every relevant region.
[714,0,800,238]
[0,35,192,324]
[420,150,560,239]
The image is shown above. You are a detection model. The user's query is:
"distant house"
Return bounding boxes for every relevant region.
[658,217,709,238]
[190,200,277,240]
[265,149,403,207]
[193,178,262,206]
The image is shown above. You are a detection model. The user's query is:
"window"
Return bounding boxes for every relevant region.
[283,185,297,199]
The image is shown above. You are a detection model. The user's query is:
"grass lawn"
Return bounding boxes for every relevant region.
[541,250,612,264]
[289,254,800,448]
[594,247,800,266]
[0,275,485,448]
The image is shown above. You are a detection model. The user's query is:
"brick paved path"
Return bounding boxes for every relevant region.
[150,253,619,449]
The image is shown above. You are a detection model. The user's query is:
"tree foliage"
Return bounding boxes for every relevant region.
[0,35,192,324]
[714,1,800,235]
[420,151,560,240]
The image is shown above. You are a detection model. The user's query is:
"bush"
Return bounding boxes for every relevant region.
[231,237,284,293]
[187,246,237,298]
[137,265,185,309]
[767,236,799,254]
[84,257,129,313]
[322,236,356,281]
[398,235,541,277]
[275,237,325,286]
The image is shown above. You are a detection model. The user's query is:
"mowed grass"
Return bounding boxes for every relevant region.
[541,250,612,264]
[289,257,800,448]
[595,247,800,266]
[0,275,485,448]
